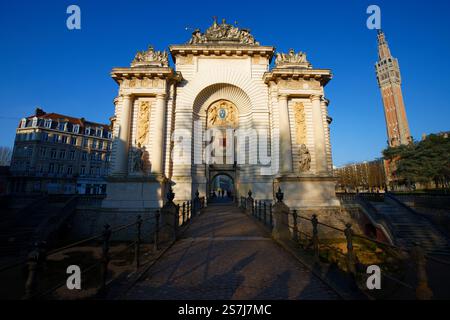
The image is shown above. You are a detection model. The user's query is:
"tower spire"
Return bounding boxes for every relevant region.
[375,31,411,147]
[377,29,391,60]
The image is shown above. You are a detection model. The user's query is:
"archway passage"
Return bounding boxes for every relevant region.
[209,174,234,204]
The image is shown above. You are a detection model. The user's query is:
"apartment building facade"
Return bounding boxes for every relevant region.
[9,108,112,194]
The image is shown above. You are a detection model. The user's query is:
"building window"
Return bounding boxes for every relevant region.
[82,151,88,161]
[39,147,46,158]
[69,150,75,160]
[57,164,64,174]
[98,141,103,150]
[52,134,59,143]
[106,142,111,150]
[70,137,77,145]
[107,132,112,139]
[80,166,86,175]
[67,166,73,175]
[48,163,55,173]
[83,138,88,148]
[58,122,65,131]
[20,118,27,128]
[92,140,97,149]
[96,127,103,137]
[44,119,52,128]
[59,149,66,159]
[61,135,68,144]
[73,125,80,134]
[89,167,95,175]
[32,117,38,127]
[26,147,33,157]
[50,149,57,159]
[105,154,110,162]
[85,127,91,135]
[41,132,49,142]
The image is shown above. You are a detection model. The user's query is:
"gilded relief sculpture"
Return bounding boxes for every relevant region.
[294,103,311,172]
[294,102,307,145]
[136,101,150,147]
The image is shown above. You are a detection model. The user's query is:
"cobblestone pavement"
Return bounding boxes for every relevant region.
[124,205,340,300]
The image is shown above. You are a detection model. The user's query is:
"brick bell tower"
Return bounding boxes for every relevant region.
[375,30,412,147]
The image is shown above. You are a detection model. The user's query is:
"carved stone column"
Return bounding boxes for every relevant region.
[278,94,293,174]
[311,94,327,173]
[151,93,167,175]
[113,94,133,175]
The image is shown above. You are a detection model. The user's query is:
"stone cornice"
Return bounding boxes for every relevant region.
[169,44,275,62]
[111,67,182,84]
[264,68,332,86]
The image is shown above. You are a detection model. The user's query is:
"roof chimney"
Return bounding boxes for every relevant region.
[35,107,45,116]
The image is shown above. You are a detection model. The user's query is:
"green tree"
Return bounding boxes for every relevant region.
[383,134,450,189]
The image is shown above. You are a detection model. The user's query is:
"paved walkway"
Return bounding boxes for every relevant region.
[124,205,340,300]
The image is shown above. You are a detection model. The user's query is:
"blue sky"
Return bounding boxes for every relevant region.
[0,0,449,166]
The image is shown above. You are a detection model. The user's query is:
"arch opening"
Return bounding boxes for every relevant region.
[209,173,235,204]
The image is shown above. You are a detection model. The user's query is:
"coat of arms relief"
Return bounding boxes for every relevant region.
[207,100,238,128]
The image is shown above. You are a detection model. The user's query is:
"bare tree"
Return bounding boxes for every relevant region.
[0,146,12,166]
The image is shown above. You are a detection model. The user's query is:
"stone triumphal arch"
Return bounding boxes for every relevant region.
[103,18,340,213]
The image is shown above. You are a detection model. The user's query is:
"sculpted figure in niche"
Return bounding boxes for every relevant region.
[299,144,311,172]
[132,143,145,172]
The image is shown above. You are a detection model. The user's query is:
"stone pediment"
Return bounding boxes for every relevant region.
[187,17,259,45]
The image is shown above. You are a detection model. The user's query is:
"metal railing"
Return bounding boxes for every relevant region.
[241,189,450,299]
[0,193,206,300]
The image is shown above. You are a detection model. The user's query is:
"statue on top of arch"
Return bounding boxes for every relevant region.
[131,45,169,68]
[188,17,259,45]
[275,49,311,68]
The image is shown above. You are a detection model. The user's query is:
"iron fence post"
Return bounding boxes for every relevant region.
[100,224,112,293]
[194,190,200,216]
[263,202,267,225]
[134,215,142,271]
[154,210,160,251]
[292,210,299,243]
[258,201,262,221]
[175,204,180,237]
[24,242,42,299]
[311,214,319,262]
[187,201,191,222]
[269,203,273,227]
[412,243,433,300]
[344,223,356,274]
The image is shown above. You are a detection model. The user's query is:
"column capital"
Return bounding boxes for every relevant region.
[310,94,322,101]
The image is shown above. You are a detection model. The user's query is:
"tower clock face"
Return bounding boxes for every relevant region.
[218,108,227,119]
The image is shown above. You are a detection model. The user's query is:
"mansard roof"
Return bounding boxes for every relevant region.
[21,109,111,131]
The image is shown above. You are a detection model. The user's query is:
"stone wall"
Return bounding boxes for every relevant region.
[67,208,157,242]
